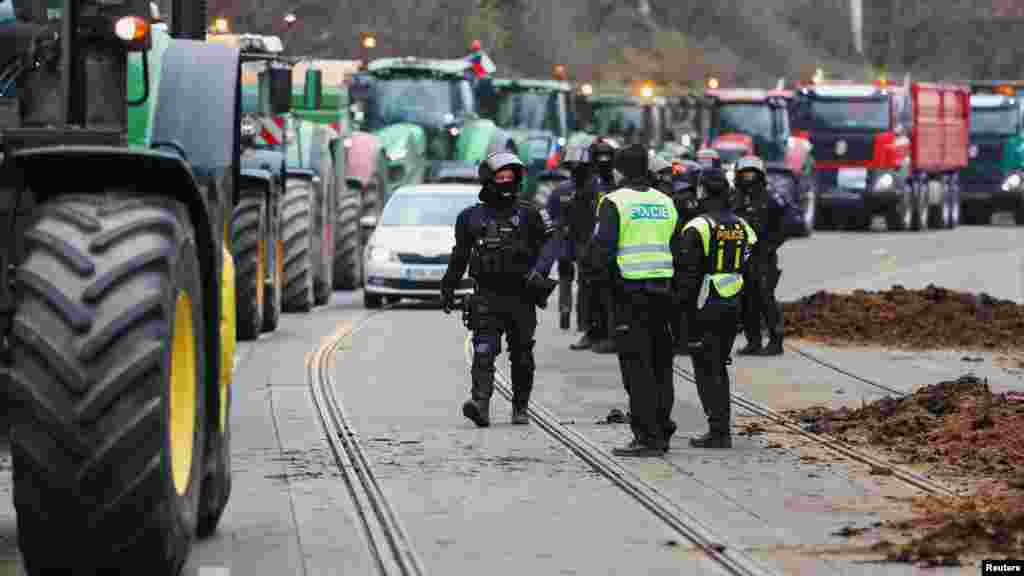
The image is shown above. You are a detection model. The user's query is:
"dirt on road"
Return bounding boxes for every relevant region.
[782,285,1024,351]
[787,375,1024,566]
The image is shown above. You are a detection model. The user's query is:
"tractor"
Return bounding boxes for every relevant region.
[0,0,268,571]
[207,31,294,338]
[693,87,816,236]
[346,57,510,207]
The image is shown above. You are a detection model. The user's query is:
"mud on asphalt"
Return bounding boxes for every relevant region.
[752,375,1024,567]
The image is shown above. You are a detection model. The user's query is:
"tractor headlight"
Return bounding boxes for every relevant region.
[386,146,408,162]
[367,245,397,263]
[874,172,895,191]
[343,137,354,149]
[241,115,259,138]
[1002,173,1022,191]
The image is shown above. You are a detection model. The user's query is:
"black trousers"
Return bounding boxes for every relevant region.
[614,291,675,448]
[469,292,537,407]
[690,302,738,435]
[741,250,783,344]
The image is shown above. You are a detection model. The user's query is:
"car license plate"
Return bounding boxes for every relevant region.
[837,168,867,190]
[401,266,444,280]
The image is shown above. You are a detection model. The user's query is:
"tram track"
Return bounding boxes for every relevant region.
[782,342,908,398]
[671,363,958,498]
[308,309,427,576]
[464,339,781,576]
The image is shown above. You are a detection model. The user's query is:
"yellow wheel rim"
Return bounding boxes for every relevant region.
[256,238,265,311]
[169,291,197,496]
[275,239,284,293]
[220,248,237,432]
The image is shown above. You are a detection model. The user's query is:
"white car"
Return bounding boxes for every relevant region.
[361,183,478,308]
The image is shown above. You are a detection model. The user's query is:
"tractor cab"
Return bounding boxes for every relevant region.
[580,93,670,150]
[697,88,793,167]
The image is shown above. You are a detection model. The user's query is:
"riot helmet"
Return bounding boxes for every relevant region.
[734,155,767,201]
[695,148,722,171]
[589,138,617,181]
[648,153,673,193]
[479,151,526,203]
[561,143,592,185]
[615,143,650,183]
[698,167,731,202]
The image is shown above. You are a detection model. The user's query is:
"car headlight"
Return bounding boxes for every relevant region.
[367,245,397,263]
[386,146,408,162]
[1003,173,1022,191]
[241,115,259,138]
[874,173,895,191]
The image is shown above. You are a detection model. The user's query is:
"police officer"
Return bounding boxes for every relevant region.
[649,154,674,194]
[734,156,786,356]
[546,145,589,330]
[678,166,757,448]
[592,144,683,456]
[441,152,559,427]
[570,138,619,352]
[668,160,703,356]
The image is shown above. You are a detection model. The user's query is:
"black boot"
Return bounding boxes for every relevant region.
[737,340,762,355]
[571,332,595,350]
[511,406,529,425]
[612,438,665,457]
[663,420,678,452]
[757,337,783,356]
[462,398,490,427]
[688,431,732,449]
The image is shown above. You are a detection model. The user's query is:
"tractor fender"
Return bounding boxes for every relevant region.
[457,118,502,164]
[10,147,224,413]
[345,131,382,188]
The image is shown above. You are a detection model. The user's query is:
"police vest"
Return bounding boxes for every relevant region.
[469,205,530,280]
[683,213,757,306]
[604,188,678,280]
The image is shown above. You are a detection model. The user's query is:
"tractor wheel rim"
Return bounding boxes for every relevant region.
[170,291,197,496]
[256,238,265,310]
[276,239,284,294]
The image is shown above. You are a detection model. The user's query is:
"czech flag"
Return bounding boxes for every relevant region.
[467,50,496,79]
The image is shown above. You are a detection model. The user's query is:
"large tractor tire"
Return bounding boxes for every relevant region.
[197,247,235,538]
[8,195,207,573]
[361,175,382,221]
[281,180,315,313]
[333,195,363,290]
[230,196,267,341]
[262,214,283,333]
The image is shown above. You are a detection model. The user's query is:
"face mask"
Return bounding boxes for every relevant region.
[493,180,519,201]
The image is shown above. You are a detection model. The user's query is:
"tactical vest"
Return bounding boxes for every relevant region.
[605,188,678,280]
[683,213,757,307]
[469,205,530,282]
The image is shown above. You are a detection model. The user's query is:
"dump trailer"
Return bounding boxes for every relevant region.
[793,81,968,230]
[960,83,1024,225]
[0,0,259,571]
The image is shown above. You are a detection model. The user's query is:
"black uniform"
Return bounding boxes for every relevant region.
[678,177,756,449]
[441,153,558,427]
[667,166,703,354]
[736,181,786,355]
[571,171,618,351]
[592,145,685,457]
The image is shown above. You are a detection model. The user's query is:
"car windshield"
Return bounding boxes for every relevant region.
[971,106,1020,136]
[369,77,454,129]
[495,90,560,133]
[379,192,478,227]
[717,104,773,139]
[809,98,890,131]
[592,104,644,140]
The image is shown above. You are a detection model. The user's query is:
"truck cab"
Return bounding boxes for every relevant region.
[960,87,1024,224]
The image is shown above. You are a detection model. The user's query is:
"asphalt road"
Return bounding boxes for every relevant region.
[0,224,1021,575]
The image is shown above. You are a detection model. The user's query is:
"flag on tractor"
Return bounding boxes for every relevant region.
[466,49,496,79]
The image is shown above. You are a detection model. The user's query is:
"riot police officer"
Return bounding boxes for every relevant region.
[592,144,684,456]
[734,156,786,356]
[649,154,674,194]
[441,152,559,427]
[678,166,758,448]
[668,160,703,355]
[546,144,589,330]
[570,138,619,352]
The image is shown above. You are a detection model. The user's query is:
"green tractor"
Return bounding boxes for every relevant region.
[0,0,268,571]
[577,92,678,156]
[346,57,511,204]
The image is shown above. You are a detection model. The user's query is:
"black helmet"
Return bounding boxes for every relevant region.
[478,151,526,184]
[589,139,616,168]
[561,143,591,169]
[734,155,766,187]
[699,167,731,199]
[615,143,649,181]
[649,154,672,177]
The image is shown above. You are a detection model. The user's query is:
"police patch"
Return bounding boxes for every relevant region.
[511,214,520,226]
[630,204,671,220]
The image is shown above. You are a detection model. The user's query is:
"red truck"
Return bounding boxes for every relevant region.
[791,80,969,230]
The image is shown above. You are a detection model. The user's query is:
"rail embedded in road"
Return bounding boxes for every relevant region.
[308,311,427,576]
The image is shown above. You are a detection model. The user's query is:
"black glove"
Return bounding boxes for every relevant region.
[441,287,456,314]
[525,270,558,309]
